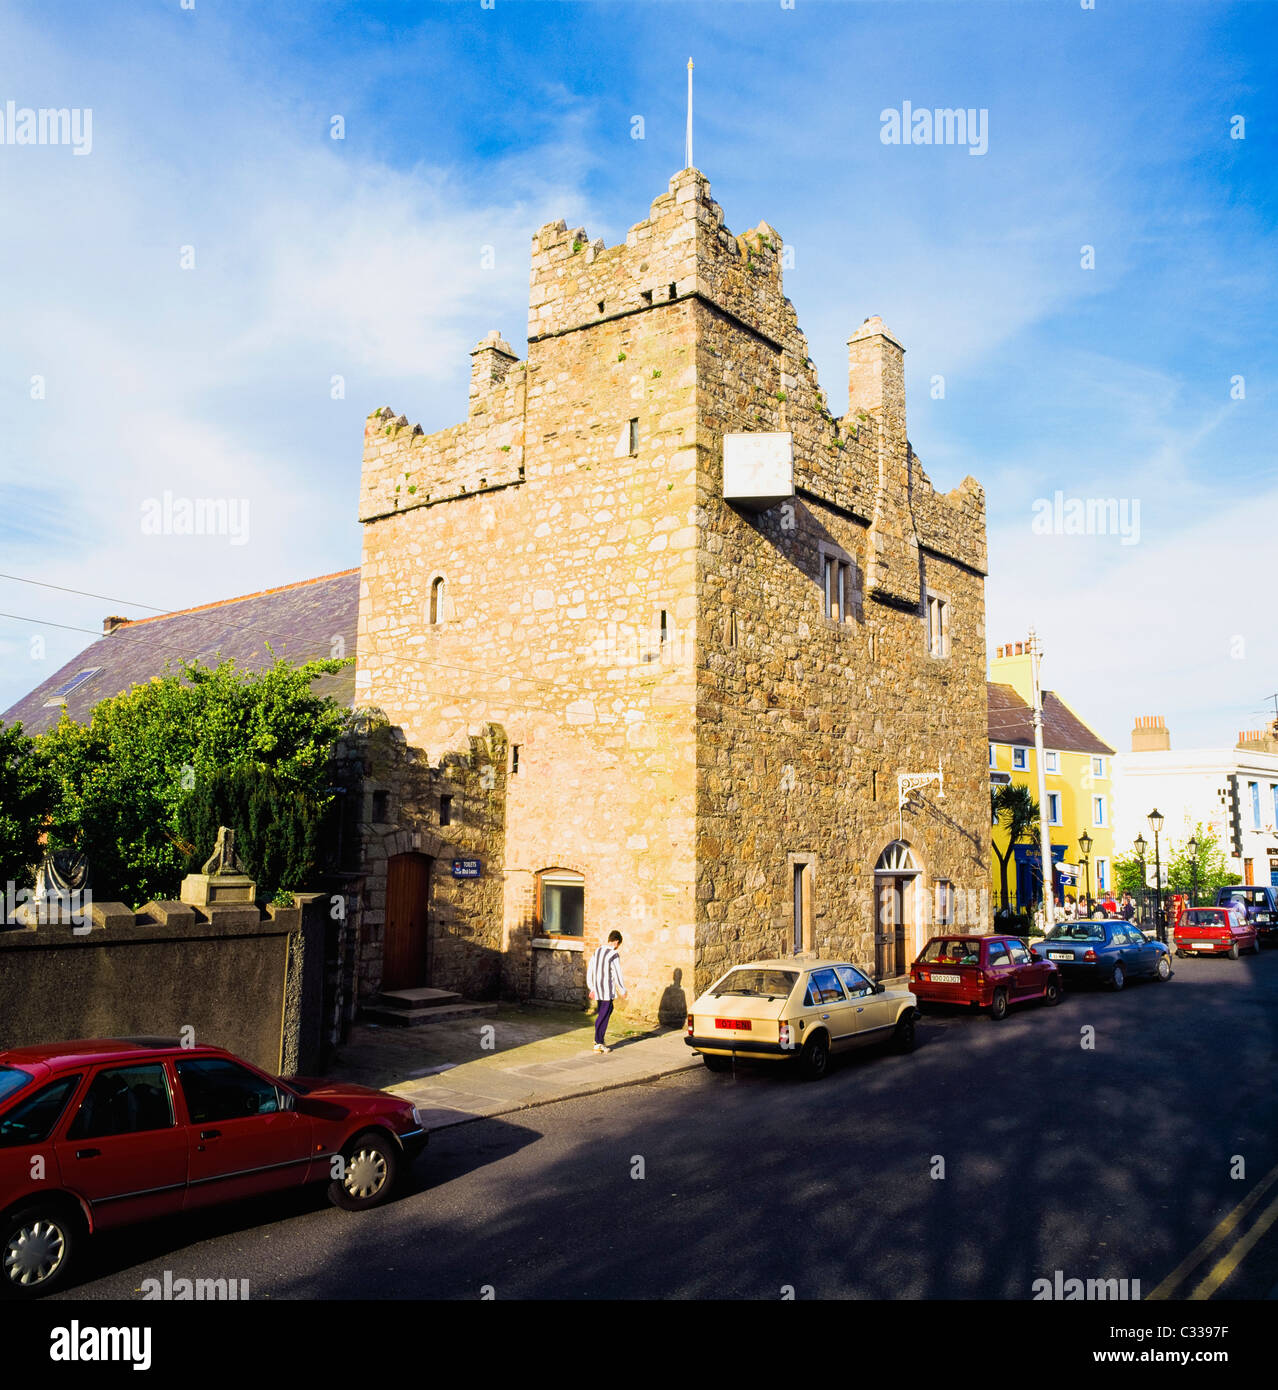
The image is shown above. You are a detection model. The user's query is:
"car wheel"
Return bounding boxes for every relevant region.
[1175,949,1185,958]
[891,1013,917,1053]
[1,1203,80,1299]
[1110,963,1125,992]
[1043,976,1062,1005]
[1228,943,1240,960]
[1155,955,1171,981]
[989,988,1009,1021]
[1253,937,1262,955]
[702,1054,732,1073]
[328,1129,400,1212]
[797,1034,829,1080]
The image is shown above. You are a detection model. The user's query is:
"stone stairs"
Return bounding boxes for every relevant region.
[361,986,498,1027]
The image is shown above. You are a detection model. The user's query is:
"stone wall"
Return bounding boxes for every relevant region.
[0,899,319,1074]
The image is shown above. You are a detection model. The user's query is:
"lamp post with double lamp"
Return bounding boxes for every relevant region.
[1078,830,1093,916]
[1148,809,1165,941]
[1187,835,1200,908]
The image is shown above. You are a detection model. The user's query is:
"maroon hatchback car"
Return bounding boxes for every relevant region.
[910,933,1063,1020]
[0,1038,428,1298]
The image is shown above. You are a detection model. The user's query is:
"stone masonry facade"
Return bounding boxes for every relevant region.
[355,168,989,1022]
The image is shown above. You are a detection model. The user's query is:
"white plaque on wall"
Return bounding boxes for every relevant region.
[723,432,794,511]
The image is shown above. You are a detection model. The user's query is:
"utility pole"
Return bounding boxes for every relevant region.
[1029,628,1055,929]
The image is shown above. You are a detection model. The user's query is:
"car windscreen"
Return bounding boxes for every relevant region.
[1043,923,1106,942]
[0,1067,34,1106]
[1220,889,1266,905]
[920,939,981,963]
[1182,910,1226,924]
[707,969,797,1000]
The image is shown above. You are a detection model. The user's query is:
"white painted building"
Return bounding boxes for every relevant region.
[1112,715,1278,888]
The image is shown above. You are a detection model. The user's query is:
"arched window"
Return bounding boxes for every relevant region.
[875,841,919,875]
[429,575,446,625]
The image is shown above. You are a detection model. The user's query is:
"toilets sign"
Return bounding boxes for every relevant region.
[452,859,482,880]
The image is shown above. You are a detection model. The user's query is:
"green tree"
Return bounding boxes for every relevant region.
[992,783,1040,911]
[39,655,350,907]
[1112,823,1239,905]
[176,764,324,902]
[0,721,56,890]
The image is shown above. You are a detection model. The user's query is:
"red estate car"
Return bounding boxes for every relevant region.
[1173,906,1260,959]
[910,934,1062,1020]
[0,1038,428,1298]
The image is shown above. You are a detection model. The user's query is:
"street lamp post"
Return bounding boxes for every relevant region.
[1078,831,1093,916]
[1134,833,1147,926]
[1187,835,1199,908]
[1148,809,1165,942]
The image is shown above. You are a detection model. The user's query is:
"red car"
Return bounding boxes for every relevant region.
[1173,906,1260,959]
[0,1038,428,1298]
[910,934,1062,1020]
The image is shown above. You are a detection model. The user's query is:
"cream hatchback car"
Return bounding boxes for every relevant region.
[685,959,919,1080]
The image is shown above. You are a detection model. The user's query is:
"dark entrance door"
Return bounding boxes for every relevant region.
[383,852,432,990]
[874,877,908,979]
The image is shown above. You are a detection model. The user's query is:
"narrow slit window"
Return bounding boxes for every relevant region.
[628,418,639,455]
[511,744,520,775]
[429,575,446,625]
[440,795,453,827]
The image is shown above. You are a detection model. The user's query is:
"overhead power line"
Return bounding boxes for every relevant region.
[0,573,170,614]
[0,612,104,636]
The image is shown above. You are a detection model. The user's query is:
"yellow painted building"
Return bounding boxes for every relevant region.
[988,642,1116,911]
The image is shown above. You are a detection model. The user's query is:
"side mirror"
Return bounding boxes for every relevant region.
[873,982,885,994]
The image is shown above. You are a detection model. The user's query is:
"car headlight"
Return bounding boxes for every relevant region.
[411,1105,424,1128]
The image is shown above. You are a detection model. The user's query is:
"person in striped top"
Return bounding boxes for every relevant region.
[587,931,627,1053]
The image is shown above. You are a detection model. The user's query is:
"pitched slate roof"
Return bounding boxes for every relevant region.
[3,570,360,736]
[987,682,1114,757]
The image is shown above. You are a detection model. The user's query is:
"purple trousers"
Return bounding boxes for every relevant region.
[594,998,614,1045]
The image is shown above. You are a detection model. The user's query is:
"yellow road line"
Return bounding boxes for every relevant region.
[1147,1159,1278,1300]
[1189,1185,1278,1299]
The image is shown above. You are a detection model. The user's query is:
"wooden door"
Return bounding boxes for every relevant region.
[383,853,432,991]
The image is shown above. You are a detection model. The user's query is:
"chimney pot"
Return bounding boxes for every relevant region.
[103,615,130,635]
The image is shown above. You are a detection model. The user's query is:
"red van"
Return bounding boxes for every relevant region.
[1173,906,1259,959]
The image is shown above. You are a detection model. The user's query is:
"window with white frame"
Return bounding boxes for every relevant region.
[823,555,853,623]
[1047,792,1062,825]
[1250,781,1261,829]
[1013,747,1029,771]
[1045,751,1059,774]
[926,593,950,658]
[1092,756,1106,778]
[1095,858,1109,892]
[1092,795,1107,826]
[934,880,954,926]
[988,744,997,768]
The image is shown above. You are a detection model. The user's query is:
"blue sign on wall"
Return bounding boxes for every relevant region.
[452,859,482,879]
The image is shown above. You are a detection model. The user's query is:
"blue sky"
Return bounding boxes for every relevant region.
[1,0,1275,750]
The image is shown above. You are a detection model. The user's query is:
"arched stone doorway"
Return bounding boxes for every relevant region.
[873,841,920,980]
[383,851,433,990]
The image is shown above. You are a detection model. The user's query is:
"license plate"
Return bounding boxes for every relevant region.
[714,1018,751,1030]
[1048,951,1072,960]
[929,973,960,983]
[1192,942,1214,950]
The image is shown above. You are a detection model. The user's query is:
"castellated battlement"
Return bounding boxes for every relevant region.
[359,165,984,580]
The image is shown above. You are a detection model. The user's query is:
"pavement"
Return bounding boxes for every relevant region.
[327,1004,698,1131]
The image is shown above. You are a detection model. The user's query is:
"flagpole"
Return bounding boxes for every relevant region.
[686,58,693,169]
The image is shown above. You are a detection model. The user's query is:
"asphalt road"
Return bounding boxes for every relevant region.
[52,948,1278,1301]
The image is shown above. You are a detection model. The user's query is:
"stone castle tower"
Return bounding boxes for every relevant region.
[355,168,989,1020]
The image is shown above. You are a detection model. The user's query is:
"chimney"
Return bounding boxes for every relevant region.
[468,331,518,413]
[1131,714,1170,752]
[102,615,130,635]
[847,316,906,451]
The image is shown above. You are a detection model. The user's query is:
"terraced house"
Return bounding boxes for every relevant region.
[354,166,991,1023]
